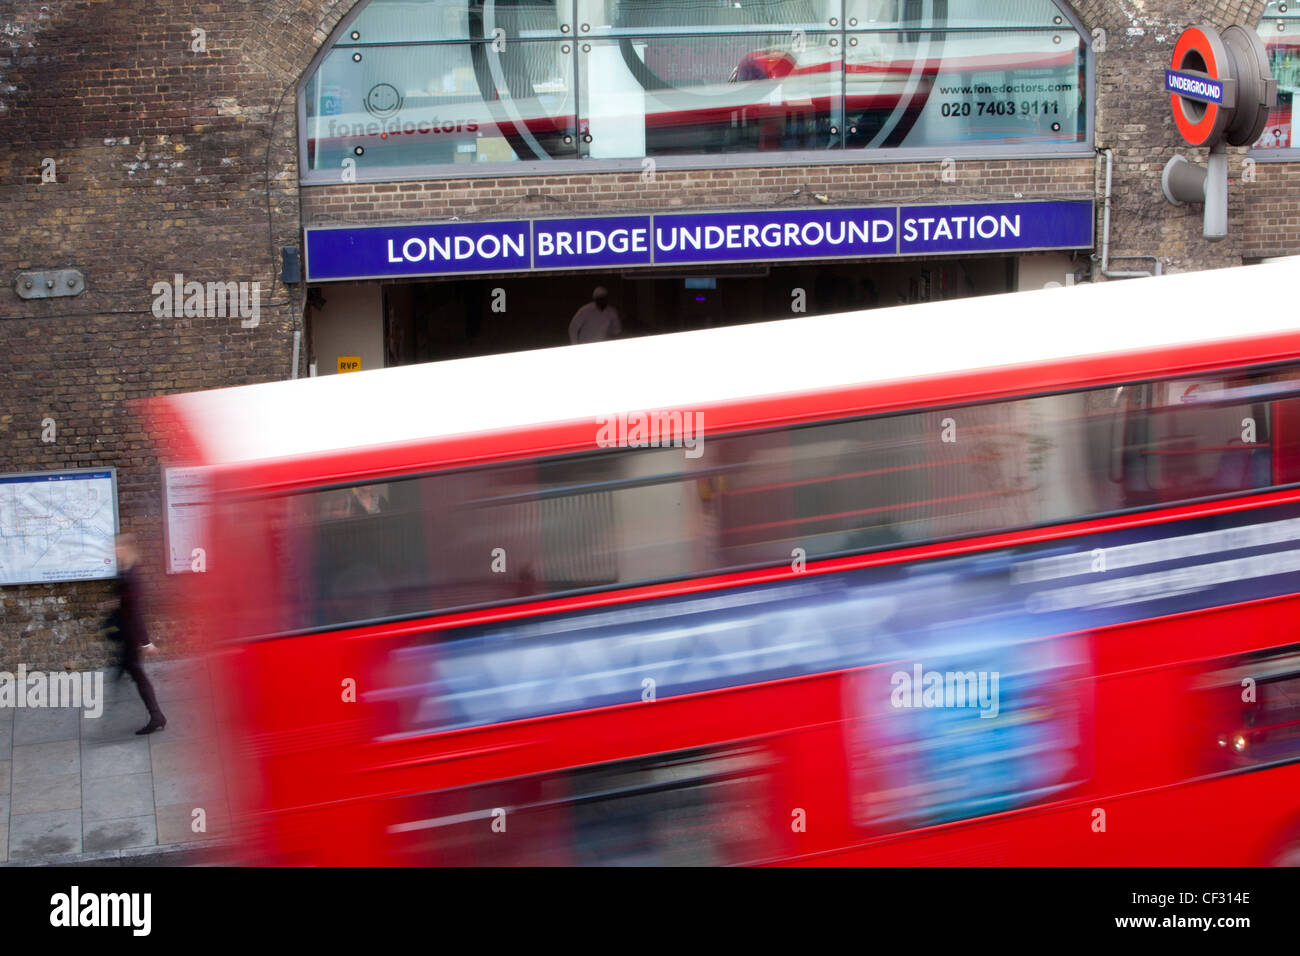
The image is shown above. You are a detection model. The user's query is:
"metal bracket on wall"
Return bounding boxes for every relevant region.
[15,269,85,299]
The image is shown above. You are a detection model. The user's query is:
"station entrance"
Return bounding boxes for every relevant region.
[304,254,1069,375]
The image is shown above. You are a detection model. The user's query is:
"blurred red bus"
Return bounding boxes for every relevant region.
[149,259,1300,865]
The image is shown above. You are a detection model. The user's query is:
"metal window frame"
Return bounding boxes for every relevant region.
[296,0,1096,186]
[1246,7,1299,161]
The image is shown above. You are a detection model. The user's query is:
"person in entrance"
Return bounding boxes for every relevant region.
[569,286,622,345]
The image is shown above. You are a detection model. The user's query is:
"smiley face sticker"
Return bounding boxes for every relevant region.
[365,83,403,118]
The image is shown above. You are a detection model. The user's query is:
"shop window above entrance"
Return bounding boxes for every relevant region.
[300,0,1093,183]
[1251,1,1300,155]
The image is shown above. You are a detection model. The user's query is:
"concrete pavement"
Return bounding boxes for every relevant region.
[0,657,238,866]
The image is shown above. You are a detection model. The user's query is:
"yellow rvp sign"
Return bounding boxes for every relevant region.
[337,356,361,374]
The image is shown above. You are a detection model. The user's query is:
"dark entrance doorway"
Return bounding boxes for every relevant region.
[382,256,1015,367]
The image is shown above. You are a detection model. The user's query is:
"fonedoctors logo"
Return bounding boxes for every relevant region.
[326,116,479,138]
[50,886,151,937]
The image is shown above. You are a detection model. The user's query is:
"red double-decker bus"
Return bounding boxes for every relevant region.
[150,259,1300,865]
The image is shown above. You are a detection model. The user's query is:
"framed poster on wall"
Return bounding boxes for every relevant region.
[0,468,119,586]
[162,466,211,574]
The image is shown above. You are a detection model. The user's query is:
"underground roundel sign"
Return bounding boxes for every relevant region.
[1167,24,1276,148]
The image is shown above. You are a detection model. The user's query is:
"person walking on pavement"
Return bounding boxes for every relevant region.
[113,534,167,735]
[568,286,622,345]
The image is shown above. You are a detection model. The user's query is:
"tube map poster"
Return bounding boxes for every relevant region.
[0,470,118,586]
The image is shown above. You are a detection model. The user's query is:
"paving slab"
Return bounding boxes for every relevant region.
[153,671,212,706]
[11,771,81,815]
[3,660,234,865]
[13,707,81,746]
[83,772,155,823]
[13,739,80,778]
[7,808,82,861]
[0,837,233,867]
[149,736,221,779]
[82,736,152,779]
[157,695,215,741]
[81,699,153,742]
[153,767,225,808]
[82,814,158,854]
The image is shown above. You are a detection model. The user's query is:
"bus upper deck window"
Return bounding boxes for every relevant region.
[1114,376,1275,505]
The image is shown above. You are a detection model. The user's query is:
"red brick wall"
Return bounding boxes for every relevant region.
[0,1,307,668]
[301,159,1096,221]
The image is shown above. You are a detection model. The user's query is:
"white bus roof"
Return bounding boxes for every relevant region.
[164,258,1300,468]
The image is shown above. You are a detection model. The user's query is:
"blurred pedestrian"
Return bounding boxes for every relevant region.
[99,598,125,682]
[568,286,622,345]
[113,534,167,734]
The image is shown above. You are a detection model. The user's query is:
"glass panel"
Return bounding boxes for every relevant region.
[339,0,567,44]
[579,0,837,35]
[1119,375,1283,508]
[844,28,1085,148]
[1254,1,1300,149]
[845,0,901,27]
[849,0,1073,29]
[304,40,576,172]
[301,0,1091,172]
[579,33,842,157]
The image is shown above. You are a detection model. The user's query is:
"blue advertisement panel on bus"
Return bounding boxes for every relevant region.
[374,498,1300,736]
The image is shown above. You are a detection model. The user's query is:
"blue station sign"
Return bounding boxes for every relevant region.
[1164,69,1227,105]
[304,200,1094,282]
